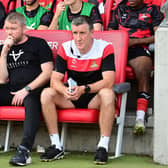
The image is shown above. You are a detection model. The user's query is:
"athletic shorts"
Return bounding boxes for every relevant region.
[71,93,97,108]
[128,46,152,61]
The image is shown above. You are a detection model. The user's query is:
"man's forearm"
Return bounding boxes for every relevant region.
[48,14,59,30]
[26,72,51,90]
[26,62,53,90]
[51,78,67,95]
[0,56,8,83]
[129,36,154,47]
[86,72,115,93]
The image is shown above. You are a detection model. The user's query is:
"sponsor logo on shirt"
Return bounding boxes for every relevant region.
[9,49,24,62]
[27,23,36,30]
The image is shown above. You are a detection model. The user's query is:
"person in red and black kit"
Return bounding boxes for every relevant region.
[108,0,163,135]
[41,16,115,164]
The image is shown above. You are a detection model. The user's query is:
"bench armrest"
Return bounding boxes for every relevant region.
[113,82,131,94]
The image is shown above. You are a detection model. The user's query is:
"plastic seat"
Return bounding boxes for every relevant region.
[0,0,16,14]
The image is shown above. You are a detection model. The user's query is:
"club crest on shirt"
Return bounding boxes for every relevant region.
[90,60,98,68]
[140,13,149,19]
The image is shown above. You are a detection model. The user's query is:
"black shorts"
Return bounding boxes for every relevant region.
[128,46,152,61]
[71,93,97,108]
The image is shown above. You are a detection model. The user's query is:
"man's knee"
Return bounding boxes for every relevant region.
[129,56,152,72]
[98,88,115,105]
[130,57,152,77]
[41,87,56,104]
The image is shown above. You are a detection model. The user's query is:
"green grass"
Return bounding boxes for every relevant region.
[0,151,167,168]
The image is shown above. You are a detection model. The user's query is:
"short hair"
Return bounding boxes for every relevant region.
[71,16,93,31]
[5,12,26,26]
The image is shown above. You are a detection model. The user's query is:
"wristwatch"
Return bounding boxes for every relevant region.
[84,85,91,94]
[25,86,31,93]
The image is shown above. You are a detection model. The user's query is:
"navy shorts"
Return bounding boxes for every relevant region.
[71,93,97,108]
[128,46,152,61]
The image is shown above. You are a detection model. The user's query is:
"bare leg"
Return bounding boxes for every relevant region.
[89,88,115,136]
[128,56,152,92]
[40,88,75,161]
[89,88,115,164]
[129,56,152,134]
[40,87,74,134]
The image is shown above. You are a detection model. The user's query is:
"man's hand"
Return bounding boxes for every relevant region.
[55,2,65,17]
[10,88,29,106]
[128,38,139,47]
[1,36,14,56]
[63,85,85,101]
[129,36,154,47]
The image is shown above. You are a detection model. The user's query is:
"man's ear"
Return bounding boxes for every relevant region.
[23,25,27,33]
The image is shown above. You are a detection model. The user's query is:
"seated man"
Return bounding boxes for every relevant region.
[108,0,163,135]
[12,0,53,30]
[41,16,115,164]
[0,12,53,166]
[48,0,102,31]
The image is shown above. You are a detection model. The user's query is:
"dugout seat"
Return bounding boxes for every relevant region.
[0,0,16,14]
[0,29,130,158]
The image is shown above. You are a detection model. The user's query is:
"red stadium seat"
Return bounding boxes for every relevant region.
[104,0,114,30]
[0,30,129,158]
[152,0,166,7]
[0,0,16,14]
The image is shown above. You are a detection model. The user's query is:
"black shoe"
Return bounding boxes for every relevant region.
[94,147,108,164]
[9,145,32,166]
[40,145,64,162]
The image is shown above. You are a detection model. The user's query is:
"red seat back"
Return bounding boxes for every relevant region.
[93,30,128,116]
[93,31,128,84]
[0,0,16,14]
[38,0,55,10]
[104,0,114,30]
[152,0,166,7]
[26,30,72,61]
